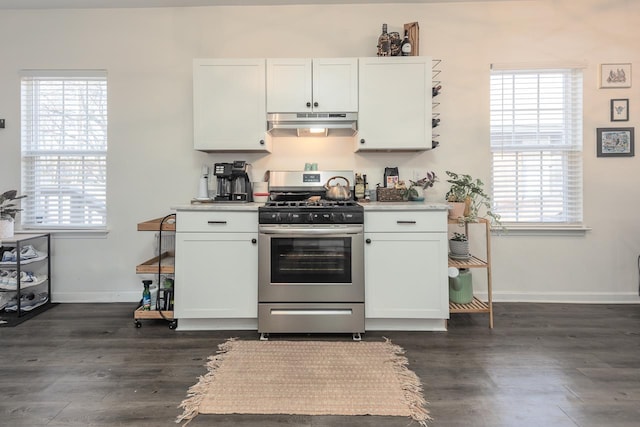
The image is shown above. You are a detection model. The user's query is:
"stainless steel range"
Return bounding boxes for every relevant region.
[258,171,364,340]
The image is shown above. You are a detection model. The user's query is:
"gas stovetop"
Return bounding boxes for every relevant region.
[263,199,360,208]
[258,199,364,224]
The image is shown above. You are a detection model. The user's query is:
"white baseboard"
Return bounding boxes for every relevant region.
[53,291,640,305]
[52,291,140,303]
[485,291,640,304]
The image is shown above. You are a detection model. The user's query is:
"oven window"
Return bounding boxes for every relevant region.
[270,237,352,283]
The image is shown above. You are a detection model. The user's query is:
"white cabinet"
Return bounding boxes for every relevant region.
[356,56,432,151]
[193,59,270,152]
[364,209,448,329]
[266,58,358,113]
[174,210,258,322]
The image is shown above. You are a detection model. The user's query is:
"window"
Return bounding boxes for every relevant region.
[21,70,107,229]
[490,67,583,225]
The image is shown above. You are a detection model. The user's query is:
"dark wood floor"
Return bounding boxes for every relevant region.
[1,303,639,426]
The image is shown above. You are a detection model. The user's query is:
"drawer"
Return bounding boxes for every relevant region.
[364,211,446,233]
[177,211,258,233]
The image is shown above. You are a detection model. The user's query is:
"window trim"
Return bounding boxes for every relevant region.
[20,69,108,231]
[490,66,584,228]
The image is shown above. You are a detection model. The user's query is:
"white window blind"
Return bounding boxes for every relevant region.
[21,71,107,229]
[490,68,583,224]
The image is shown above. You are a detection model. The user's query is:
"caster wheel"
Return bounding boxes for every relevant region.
[135,321,142,328]
[169,321,177,330]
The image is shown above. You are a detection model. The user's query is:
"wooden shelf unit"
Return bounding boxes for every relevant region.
[134,215,176,328]
[448,217,493,328]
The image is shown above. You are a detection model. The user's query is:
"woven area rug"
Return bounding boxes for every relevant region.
[177,338,430,426]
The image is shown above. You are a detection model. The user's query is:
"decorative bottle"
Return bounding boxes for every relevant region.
[142,280,152,311]
[401,30,412,56]
[377,24,390,56]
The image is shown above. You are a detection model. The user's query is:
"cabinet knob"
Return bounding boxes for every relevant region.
[360,138,365,144]
[251,238,257,244]
[306,102,311,107]
[313,102,318,107]
[259,139,265,145]
[365,238,372,244]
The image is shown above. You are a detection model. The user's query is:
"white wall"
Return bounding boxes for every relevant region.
[0,0,638,303]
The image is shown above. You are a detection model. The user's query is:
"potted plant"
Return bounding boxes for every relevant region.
[403,171,438,201]
[449,232,470,258]
[444,171,500,225]
[0,190,27,239]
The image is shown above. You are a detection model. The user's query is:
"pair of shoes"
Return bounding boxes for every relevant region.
[4,292,48,312]
[1,271,37,288]
[0,269,12,284]
[1,250,16,263]
[19,245,40,260]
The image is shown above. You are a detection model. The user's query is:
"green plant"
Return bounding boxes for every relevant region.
[403,171,438,200]
[0,190,27,221]
[450,232,467,242]
[445,171,501,225]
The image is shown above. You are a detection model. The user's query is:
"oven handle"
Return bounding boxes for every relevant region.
[259,226,363,235]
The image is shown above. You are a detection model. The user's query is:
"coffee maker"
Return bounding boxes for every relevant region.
[213,161,253,202]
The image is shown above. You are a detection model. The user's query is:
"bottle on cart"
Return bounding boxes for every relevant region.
[401,30,412,56]
[142,280,152,311]
[377,24,391,56]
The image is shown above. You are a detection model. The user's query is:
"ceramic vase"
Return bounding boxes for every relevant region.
[448,202,465,219]
[449,239,470,257]
[0,218,14,239]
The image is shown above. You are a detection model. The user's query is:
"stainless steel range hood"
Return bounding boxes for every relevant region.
[267,112,358,137]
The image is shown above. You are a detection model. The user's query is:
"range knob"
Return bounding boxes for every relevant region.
[307,213,315,223]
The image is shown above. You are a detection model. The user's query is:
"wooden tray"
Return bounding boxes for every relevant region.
[137,217,176,232]
[136,251,175,274]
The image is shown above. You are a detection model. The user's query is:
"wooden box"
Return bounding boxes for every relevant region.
[403,22,419,56]
[376,187,404,202]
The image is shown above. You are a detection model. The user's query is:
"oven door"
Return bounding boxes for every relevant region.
[258,224,364,303]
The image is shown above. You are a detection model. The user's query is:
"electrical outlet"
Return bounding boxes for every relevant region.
[0,119,5,128]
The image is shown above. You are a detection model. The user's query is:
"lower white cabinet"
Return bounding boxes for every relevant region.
[174,210,258,322]
[364,209,448,329]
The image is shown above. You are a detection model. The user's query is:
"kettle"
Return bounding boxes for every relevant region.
[324,176,352,201]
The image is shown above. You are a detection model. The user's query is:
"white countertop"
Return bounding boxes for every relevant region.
[172,202,263,211]
[360,201,449,211]
[172,201,449,212]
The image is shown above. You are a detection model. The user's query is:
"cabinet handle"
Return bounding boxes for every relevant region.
[397,220,417,224]
[251,238,257,244]
[207,221,227,224]
[360,138,365,144]
[365,238,372,244]
[306,102,311,107]
[259,139,265,145]
[313,101,318,107]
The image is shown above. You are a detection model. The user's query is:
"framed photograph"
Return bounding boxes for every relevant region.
[596,127,634,157]
[600,63,632,88]
[610,99,629,121]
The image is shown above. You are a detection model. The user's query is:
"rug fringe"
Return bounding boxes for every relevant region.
[384,338,432,427]
[175,337,237,425]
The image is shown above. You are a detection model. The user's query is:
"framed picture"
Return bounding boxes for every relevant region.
[596,127,634,157]
[600,63,632,88]
[610,99,629,121]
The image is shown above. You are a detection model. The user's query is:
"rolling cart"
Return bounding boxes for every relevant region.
[134,214,177,329]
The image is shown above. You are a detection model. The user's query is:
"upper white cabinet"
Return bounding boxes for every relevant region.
[193,58,270,152]
[356,56,432,151]
[266,58,358,113]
